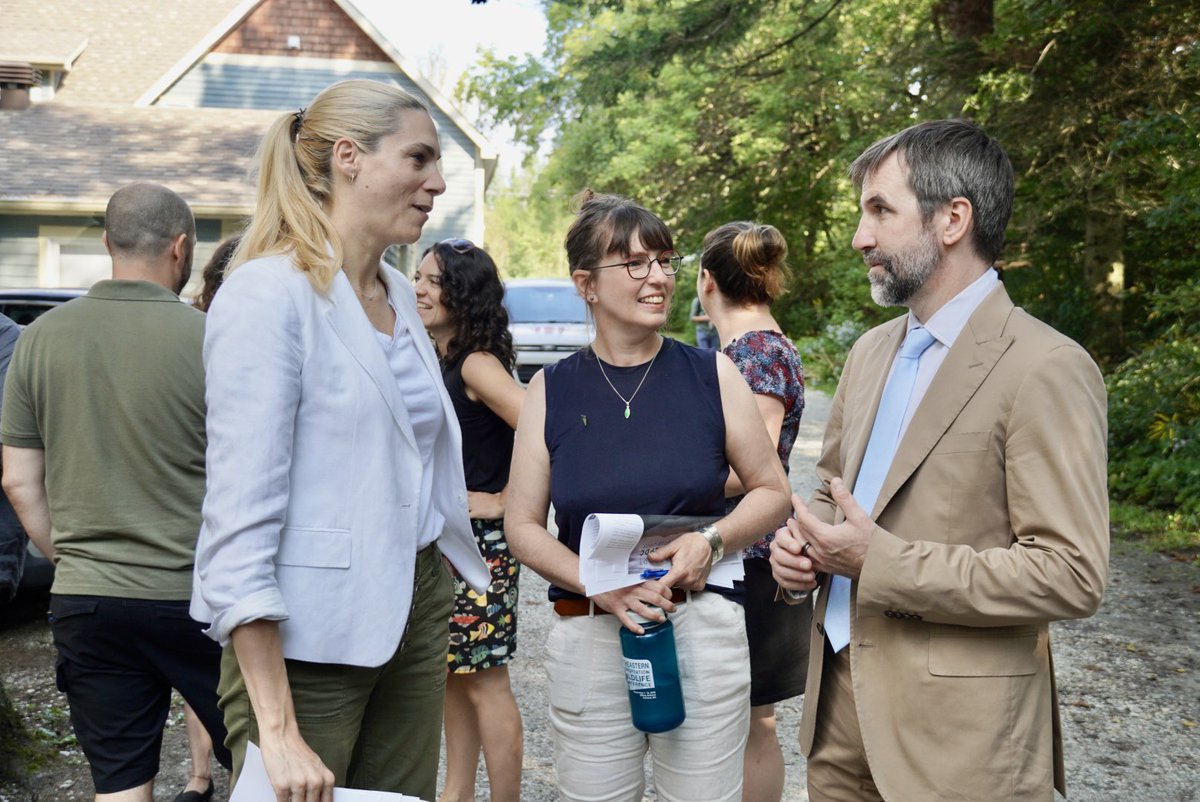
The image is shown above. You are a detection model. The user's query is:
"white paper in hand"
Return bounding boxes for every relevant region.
[579,513,744,596]
[230,741,427,801]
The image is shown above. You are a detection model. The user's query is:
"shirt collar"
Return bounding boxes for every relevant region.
[85,280,181,303]
[907,268,999,348]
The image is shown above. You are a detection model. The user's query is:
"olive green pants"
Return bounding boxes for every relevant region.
[219,545,454,798]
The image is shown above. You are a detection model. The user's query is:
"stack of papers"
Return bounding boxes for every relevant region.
[579,513,745,596]
[230,742,427,801]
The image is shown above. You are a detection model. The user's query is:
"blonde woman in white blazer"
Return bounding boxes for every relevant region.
[190,80,489,802]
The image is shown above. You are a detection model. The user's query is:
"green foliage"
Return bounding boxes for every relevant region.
[1110,502,1199,565]
[465,0,1200,539]
[969,0,1200,361]
[1106,280,1200,516]
[793,319,868,390]
[483,165,574,279]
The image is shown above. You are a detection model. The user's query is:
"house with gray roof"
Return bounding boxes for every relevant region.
[0,0,498,292]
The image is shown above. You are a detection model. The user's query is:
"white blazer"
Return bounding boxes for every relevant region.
[191,254,489,667]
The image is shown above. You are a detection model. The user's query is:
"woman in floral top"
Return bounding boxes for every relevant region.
[698,221,809,802]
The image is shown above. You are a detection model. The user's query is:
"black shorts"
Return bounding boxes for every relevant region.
[48,594,232,794]
[742,557,811,706]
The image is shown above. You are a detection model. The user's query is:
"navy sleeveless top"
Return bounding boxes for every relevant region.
[442,350,513,494]
[543,338,727,601]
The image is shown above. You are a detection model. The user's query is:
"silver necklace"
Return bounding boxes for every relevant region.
[595,342,660,419]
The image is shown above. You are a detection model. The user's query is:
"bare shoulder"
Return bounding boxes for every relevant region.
[461,349,511,378]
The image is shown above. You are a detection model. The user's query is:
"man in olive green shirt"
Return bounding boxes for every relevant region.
[0,183,230,801]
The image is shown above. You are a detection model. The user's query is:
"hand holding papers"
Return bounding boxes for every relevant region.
[231,742,427,802]
[579,513,744,596]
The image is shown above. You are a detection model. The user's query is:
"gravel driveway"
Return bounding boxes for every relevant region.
[2,388,1196,801]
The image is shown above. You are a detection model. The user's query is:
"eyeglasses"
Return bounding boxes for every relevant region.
[439,238,475,254]
[589,250,682,279]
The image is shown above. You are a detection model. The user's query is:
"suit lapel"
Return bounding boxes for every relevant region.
[325,269,418,450]
[872,284,1015,516]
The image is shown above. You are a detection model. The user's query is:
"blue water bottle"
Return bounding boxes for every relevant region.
[619,606,686,733]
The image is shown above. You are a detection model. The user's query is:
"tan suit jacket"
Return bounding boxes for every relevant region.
[799,284,1109,801]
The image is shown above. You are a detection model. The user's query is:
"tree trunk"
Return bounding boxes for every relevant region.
[1083,207,1126,360]
[932,0,995,112]
[934,0,994,43]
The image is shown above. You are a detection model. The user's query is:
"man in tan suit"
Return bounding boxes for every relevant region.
[771,120,1108,801]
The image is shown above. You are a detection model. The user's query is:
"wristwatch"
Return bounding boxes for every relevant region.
[697,524,724,565]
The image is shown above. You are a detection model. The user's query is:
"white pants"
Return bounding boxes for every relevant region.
[544,592,751,802]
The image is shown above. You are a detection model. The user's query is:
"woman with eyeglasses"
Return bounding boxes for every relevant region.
[413,239,525,802]
[504,191,791,802]
[192,79,489,802]
[697,221,809,802]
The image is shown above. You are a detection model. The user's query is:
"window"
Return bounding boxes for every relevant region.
[38,225,108,287]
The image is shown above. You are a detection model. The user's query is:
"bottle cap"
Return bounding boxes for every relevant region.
[626,605,667,626]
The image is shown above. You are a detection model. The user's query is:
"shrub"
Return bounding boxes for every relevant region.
[1106,336,1200,516]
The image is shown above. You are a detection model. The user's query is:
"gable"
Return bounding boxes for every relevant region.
[1,0,246,105]
[213,0,390,62]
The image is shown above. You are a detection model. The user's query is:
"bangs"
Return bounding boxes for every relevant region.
[601,204,674,257]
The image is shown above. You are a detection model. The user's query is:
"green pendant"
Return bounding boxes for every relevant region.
[624,404,631,419]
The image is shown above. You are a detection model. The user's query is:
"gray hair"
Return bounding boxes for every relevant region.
[104,182,195,258]
[850,120,1013,264]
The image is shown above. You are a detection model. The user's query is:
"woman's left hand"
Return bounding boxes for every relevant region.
[647,531,714,591]
[467,490,505,520]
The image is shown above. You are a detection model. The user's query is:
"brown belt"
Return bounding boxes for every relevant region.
[553,589,692,617]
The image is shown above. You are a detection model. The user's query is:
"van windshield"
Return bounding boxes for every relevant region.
[504,285,587,324]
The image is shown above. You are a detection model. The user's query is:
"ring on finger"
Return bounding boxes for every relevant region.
[800,541,813,557]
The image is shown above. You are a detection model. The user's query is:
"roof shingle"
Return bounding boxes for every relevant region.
[4,0,246,104]
[0,104,277,212]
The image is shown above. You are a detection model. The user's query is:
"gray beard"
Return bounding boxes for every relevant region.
[867,232,940,307]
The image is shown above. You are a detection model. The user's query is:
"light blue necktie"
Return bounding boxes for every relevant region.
[826,326,937,652]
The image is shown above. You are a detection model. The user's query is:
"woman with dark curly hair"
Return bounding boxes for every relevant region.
[415,239,525,802]
[193,235,239,313]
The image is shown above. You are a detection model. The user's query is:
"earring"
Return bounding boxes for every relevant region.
[587,294,597,302]
[349,171,357,184]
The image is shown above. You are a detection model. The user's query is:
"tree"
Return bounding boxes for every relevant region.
[467,0,1197,358]
[463,0,935,338]
[464,0,1199,523]
[968,0,1199,362]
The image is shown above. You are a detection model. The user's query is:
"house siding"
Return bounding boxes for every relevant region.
[213,0,390,61]
[0,214,228,290]
[0,216,41,286]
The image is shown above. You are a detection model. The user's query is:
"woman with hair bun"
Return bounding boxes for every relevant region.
[413,239,525,802]
[192,79,489,801]
[698,221,809,802]
[505,192,791,801]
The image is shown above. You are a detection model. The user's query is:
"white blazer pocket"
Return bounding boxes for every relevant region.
[276,527,352,569]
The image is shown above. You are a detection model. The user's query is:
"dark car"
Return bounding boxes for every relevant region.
[0,289,86,596]
[0,287,88,327]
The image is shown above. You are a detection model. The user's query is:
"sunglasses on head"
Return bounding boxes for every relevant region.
[440,238,475,255]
